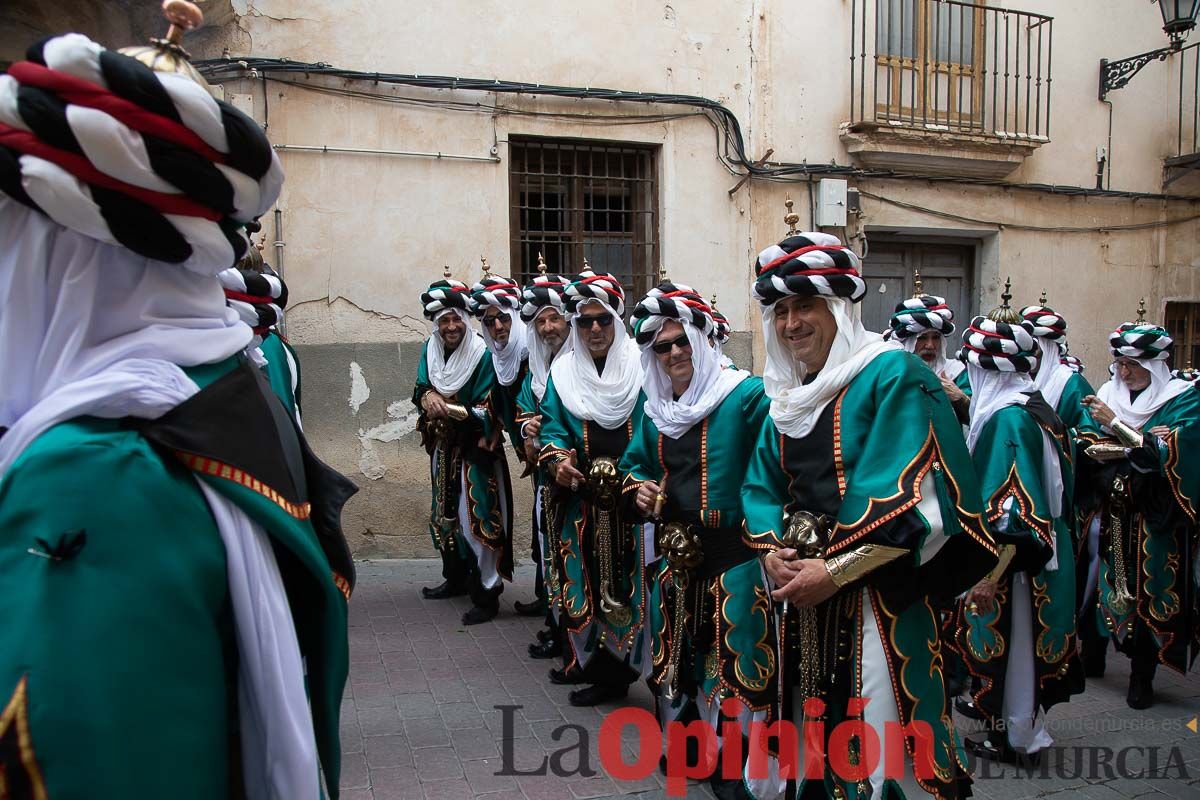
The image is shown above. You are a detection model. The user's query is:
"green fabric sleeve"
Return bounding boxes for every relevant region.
[741,418,789,551]
[536,376,576,456]
[618,395,663,484]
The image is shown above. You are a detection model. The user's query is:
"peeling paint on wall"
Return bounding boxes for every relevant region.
[355,398,421,480]
[349,361,370,414]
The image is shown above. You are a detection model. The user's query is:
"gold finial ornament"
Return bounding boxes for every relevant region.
[480,255,492,279]
[118,1,209,87]
[1136,297,1147,323]
[658,264,668,284]
[711,293,719,310]
[987,276,1022,324]
[442,265,452,279]
[912,269,923,297]
[1039,289,1048,306]
[583,256,591,271]
[783,195,800,234]
[536,252,547,275]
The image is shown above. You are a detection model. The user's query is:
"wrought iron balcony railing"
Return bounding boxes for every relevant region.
[1166,40,1200,184]
[848,0,1053,142]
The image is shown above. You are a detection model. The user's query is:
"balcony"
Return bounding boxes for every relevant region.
[842,0,1053,179]
[1166,41,1200,188]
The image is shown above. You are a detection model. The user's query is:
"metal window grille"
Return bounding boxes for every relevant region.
[1165,302,1200,369]
[850,0,1053,141]
[509,138,660,300]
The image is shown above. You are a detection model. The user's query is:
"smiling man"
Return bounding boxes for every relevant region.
[1079,318,1200,708]
[621,282,777,800]
[740,232,996,799]
[887,292,971,423]
[414,273,513,625]
[537,270,646,706]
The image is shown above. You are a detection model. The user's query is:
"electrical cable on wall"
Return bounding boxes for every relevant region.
[196,56,1200,205]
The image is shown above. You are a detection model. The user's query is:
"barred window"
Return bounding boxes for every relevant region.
[1164,301,1200,369]
[509,138,659,301]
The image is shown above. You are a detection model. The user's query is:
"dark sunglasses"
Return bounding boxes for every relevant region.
[651,333,691,355]
[482,314,509,329]
[577,314,614,329]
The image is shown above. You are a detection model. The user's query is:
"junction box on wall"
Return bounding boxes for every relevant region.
[815,178,848,227]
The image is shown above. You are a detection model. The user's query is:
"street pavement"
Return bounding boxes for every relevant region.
[339,560,1200,800]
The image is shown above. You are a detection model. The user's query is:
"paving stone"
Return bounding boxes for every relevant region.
[404,717,451,749]
[364,734,414,769]
[414,745,463,781]
[397,692,441,720]
[462,757,517,794]
[370,766,421,800]
[359,705,405,737]
[340,752,369,789]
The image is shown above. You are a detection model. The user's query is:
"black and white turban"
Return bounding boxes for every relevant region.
[752,232,867,308]
[469,275,521,315]
[958,316,1039,373]
[631,282,714,345]
[886,295,955,341]
[1108,322,1174,361]
[420,279,475,320]
[519,273,571,322]
[564,270,626,316]
[219,267,287,335]
[0,34,282,274]
[1172,365,1199,382]
[1061,354,1085,375]
[1020,305,1068,340]
[711,308,731,344]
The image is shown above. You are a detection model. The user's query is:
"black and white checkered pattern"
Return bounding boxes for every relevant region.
[0,34,282,273]
[564,270,626,316]
[752,232,867,308]
[958,316,1039,373]
[888,295,955,340]
[1109,322,1173,361]
[1020,305,1068,340]
[420,279,476,320]
[519,273,571,322]
[218,266,286,334]
[631,282,714,345]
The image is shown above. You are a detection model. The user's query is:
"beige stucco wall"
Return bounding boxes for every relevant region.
[5,1,1199,556]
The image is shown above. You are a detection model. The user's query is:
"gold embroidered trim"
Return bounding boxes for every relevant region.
[177,452,312,520]
[0,676,49,800]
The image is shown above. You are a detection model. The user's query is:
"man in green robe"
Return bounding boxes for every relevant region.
[414,274,513,624]
[885,291,970,424]
[953,291,1082,765]
[514,267,573,659]
[538,270,646,706]
[622,282,778,800]
[1079,319,1200,708]
[741,232,997,799]
[0,31,354,798]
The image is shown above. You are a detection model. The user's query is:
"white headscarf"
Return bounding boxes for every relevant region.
[481,307,528,387]
[425,308,488,396]
[966,362,1064,565]
[1031,338,1074,410]
[1097,357,1192,431]
[0,199,318,798]
[900,333,965,380]
[640,322,750,439]
[761,296,899,438]
[550,300,643,430]
[528,306,572,402]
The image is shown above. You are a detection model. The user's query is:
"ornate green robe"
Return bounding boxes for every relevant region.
[956,397,1082,726]
[743,350,996,800]
[259,330,302,420]
[515,369,556,616]
[413,340,513,583]
[1083,387,1200,673]
[0,356,352,799]
[537,376,647,672]
[621,378,776,717]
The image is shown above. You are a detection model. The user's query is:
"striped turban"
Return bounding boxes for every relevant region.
[958,316,1039,373]
[1109,322,1173,361]
[1172,365,1199,383]
[887,295,954,341]
[219,267,287,335]
[469,275,521,315]
[1061,354,1085,375]
[519,273,571,322]
[420,279,475,320]
[0,34,282,274]
[631,282,714,346]
[752,232,867,308]
[1020,305,1068,340]
[564,270,625,316]
[711,308,731,344]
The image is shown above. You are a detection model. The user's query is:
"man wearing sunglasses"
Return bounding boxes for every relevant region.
[622,283,779,800]
[537,270,646,706]
[741,232,996,799]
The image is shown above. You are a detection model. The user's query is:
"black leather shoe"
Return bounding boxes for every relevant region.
[964,733,1038,767]
[528,639,562,659]
[955,696,986,721]
[1127,674,1155,709]
[461,605,498,626]
[568,683,629,706]
[536,628,554,643]
[422,581,467,600]
[514,598,547,617]
[548,667,583,685]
